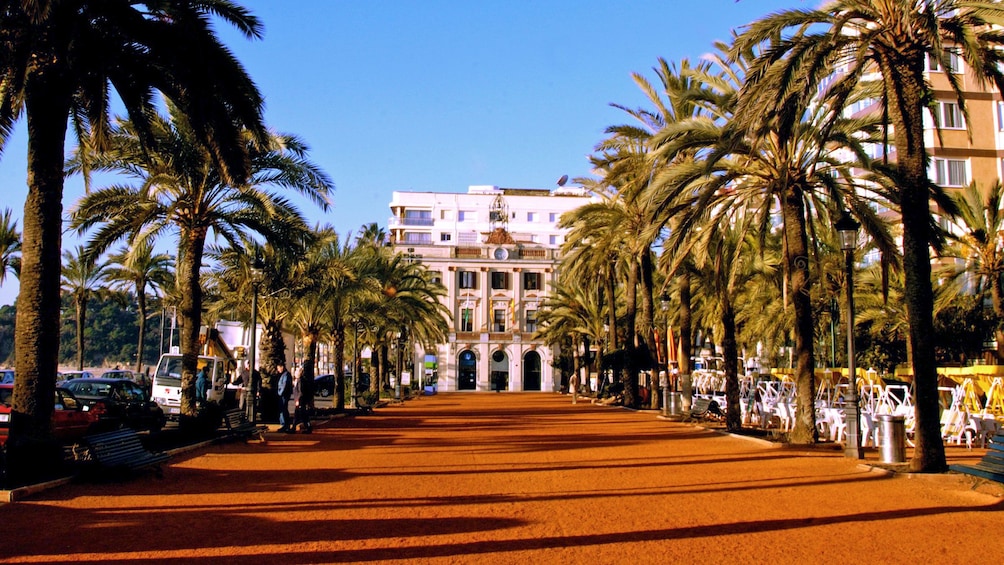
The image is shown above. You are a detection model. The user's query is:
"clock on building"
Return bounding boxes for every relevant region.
[493,247,509,260]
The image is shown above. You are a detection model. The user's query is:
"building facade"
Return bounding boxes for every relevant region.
[388,184,593,392]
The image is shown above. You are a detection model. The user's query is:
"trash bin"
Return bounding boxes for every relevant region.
[668,391,683,416]
[878,414,906,464]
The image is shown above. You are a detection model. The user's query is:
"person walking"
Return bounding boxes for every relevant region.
[292,368,312,434]
[276,361,293,433]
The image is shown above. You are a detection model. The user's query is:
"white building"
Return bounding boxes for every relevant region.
[388,184,593,392]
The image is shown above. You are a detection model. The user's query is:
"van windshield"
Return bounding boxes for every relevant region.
[155,357,184,387]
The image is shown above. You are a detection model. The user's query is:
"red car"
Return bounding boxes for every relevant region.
[0,384,98,446]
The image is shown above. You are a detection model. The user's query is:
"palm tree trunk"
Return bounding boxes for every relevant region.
[302,329,318,401]
[679,269,693,410]
[621,260,640,408]
[177,231,206,418]
[75,296,86,371]
[11,70,71,459]
[781,186,817,444]
[992,279,1004,363]
[136,285,147,372]
[333,324,346,411]
[721,292,741,432]
[880,55,947,473]
[639,251,659,408]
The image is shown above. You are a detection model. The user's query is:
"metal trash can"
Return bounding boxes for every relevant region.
[667,392,682,416]
[878,414,906,463]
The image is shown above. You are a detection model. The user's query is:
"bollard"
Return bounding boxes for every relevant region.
[878,414,906,464]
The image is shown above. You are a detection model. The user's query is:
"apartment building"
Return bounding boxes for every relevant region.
[388,184,593,392]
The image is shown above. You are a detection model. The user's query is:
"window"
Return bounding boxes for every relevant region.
[429,271,442,285]
[440,232,452,242]
[460,308,474,332]
[458,210,475,222]
[403,209,433,226]
[459,271,477,289]
[549,235,560,245]
[493,308,507,332]
[932,158,968,186]
[549,212,558,223]
[523,271,541,290]
[998,101,1004,131]
[527,212,537,222]
[939,101,964,129]
[402,232,432,244]
[491,271,509,290]
[927,50,961,73]
[529,234,539,243]
[525,309,537,333]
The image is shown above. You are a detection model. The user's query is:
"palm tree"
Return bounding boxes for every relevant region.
[0,1,268,460]
[648,41,890,444]
[940,181,1004,361]
[560,190,647,406]
[0,208,20,285]
[534,280,607,396]
[104,242,174,371]
[60,246,108,371]
[730,0,1004,473]
[360,247,449,395]
[70,108,332,419]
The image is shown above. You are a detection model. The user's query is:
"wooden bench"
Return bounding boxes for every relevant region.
[81,428,169,476]
[220,409,267,442]
[682,399,722,421]
[352,394,374,415]
[950,431,1004,483]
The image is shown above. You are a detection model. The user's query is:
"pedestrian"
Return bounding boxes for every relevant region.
[235,365,250,411]
[195,366,209,406]
[276,361,293,433]
[570,372,579,405]
[292,368,312,434]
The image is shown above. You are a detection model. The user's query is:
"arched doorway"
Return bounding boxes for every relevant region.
[490,350,509,392]
[523,351,542,391]
[458,350,477,390]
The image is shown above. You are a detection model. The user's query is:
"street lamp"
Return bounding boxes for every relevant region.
[394,330,404,401]
[836,211,864,459]
[247,256,265,424]
[660,293,672,417]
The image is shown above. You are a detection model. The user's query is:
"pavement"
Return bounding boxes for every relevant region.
[2,393,1002,564]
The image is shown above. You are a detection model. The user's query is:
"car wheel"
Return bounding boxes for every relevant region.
[320,388,330,398]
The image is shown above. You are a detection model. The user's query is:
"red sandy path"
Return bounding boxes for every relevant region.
[2,393,1002,564]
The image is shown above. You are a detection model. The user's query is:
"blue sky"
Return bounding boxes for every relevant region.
[0,0,807,306]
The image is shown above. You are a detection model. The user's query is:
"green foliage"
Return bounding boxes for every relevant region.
[932,296,994,366]
[56,293,164,368]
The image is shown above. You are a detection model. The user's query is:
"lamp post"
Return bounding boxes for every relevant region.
[394,330,404,401]
[836,211,864,459]
[660,293,672,417]
[247,257,264,424]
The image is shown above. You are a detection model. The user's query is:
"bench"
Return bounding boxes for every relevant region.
[81,428,169,477]
[682,397,723,422]
[352,394,375,415]
[220,408,267,442]
[950,431,1004,483]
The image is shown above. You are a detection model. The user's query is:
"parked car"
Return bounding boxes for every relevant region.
[0,369,13,384]
[62,377,166,432]
[58,370,96,382]
[0,384,98,446]
[314,374,335,397]
[101,369,152,393]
